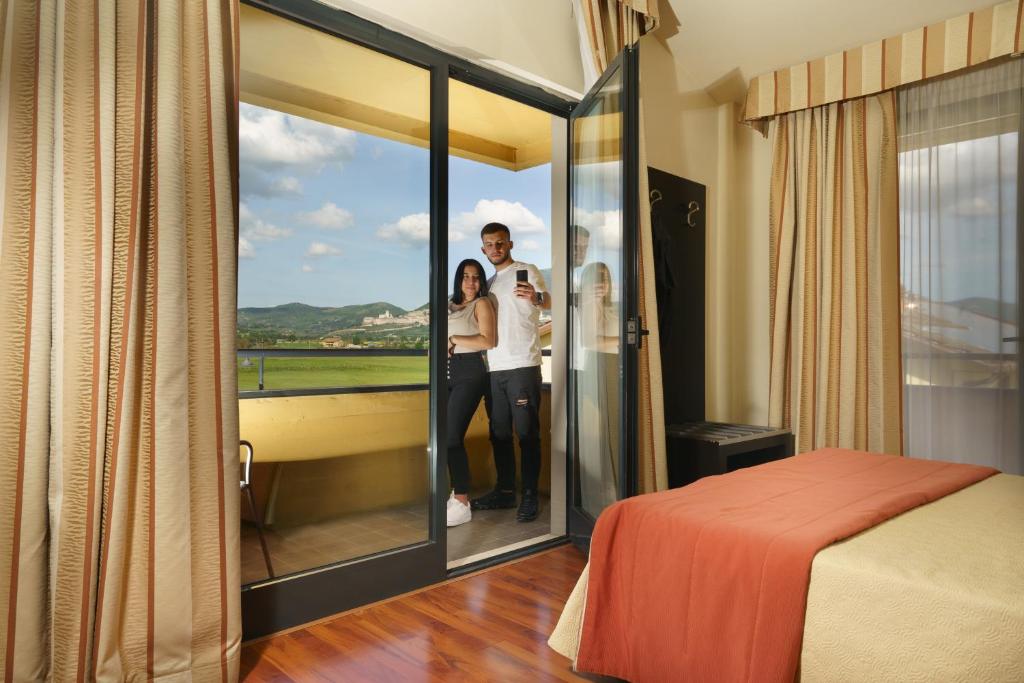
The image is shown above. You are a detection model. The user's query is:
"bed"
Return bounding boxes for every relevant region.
[549,449,1024,682]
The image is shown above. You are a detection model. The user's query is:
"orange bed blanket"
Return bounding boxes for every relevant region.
[575,449,997,682]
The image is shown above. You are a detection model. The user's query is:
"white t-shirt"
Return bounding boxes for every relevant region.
[486,261,548,372]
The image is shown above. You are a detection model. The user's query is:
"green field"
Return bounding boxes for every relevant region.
[238,357,429,391]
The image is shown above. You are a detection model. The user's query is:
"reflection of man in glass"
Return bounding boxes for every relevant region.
[571,225,591,314]
[472,222,552,522]
[573,225,591,268]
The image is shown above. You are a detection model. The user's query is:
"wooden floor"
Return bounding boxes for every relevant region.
[240,544,594,682]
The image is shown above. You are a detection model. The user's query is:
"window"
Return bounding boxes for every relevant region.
[898,58,1022,474]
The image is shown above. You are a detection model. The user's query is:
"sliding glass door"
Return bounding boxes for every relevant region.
[238,0,575,639]
[238,2,448,640]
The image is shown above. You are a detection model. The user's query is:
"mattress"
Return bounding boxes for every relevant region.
[800,472,1024,682]
[550,473,1024,682]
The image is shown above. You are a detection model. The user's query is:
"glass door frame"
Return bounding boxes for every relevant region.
[239,0,574,640]
[565,46,641,551]
[1018,100,1023,469]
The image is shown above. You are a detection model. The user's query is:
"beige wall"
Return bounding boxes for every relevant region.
[712,105,771,425]
[640,34,771,427]
[320,0,585,95]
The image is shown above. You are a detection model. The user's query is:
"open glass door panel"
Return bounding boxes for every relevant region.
[567,46,639,551]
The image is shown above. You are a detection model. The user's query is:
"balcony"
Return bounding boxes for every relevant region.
[237,348,554,586]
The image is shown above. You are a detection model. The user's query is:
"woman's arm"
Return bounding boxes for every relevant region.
[449,297,497,351]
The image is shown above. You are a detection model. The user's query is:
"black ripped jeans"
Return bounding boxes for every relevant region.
[447,353,489,494]
[486,366,542,493]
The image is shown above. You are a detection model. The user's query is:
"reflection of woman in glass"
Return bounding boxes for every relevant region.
[578,261,620,514]
[580,262,618,351]
[446,259,496,527]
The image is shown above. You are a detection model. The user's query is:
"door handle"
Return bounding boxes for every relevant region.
[1004,337,1020,343]
[627,317,651,349]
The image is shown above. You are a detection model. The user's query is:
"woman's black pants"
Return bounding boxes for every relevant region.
[447,353,488,494]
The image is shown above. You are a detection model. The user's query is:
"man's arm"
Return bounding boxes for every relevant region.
[513,264,552,310]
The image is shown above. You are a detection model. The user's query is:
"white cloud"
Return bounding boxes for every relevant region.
[449,199,545,242]
[245,222,292,241]
[238,236,255,260]
[271,176,303,196]
[952,196,996,218]
[377,213,431,245]
[519,239,541,251]
[306,241,342,258]
[300,202,354,230]
[239,171,305,200]
[300,264,314,273]
[573,207,621,248]
[574,160,622,200]
[240,202,292,242]
[239,103,356,172]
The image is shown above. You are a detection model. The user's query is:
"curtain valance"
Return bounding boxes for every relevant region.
[743,0,1023,123]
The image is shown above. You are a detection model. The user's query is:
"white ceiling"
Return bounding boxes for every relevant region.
[658,0,1002,95]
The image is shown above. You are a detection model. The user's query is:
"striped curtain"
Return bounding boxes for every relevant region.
[572,0,667,493]
[0,1,241,681]
[573,0,659,87]
[768,92,903,455]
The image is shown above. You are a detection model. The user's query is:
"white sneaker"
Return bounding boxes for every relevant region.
[447,491,457,509]
[446,498,472,527]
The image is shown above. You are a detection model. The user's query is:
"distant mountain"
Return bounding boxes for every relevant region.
[946,297,1017,324]
[238,267,557,341]
[238,301,408,338]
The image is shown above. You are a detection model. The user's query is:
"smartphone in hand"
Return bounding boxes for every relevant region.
[516,269,528,283]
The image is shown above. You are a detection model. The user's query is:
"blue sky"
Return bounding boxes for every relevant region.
[899,132,1017,306]
[238,103,552,311]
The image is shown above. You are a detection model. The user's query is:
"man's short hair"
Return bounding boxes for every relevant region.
[481,222,511,240]
[574,225,590,239]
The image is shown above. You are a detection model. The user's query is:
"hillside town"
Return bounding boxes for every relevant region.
[360,308,429,328]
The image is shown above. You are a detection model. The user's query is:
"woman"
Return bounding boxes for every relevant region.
[577,261,620,515]
[446,258,496,527]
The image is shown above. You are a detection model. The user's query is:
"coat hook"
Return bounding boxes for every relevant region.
[650,189,663,209]
[686,200,700,228]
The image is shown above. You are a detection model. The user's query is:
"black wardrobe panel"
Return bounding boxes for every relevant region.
[648,166,705,425]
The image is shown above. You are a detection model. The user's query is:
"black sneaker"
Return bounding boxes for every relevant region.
[516,490,539,522]
[470,488,516,511]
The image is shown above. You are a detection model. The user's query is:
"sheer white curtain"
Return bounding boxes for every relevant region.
[899,58,1023,474]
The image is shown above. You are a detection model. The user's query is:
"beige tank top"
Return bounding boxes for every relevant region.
[448,297,483,354]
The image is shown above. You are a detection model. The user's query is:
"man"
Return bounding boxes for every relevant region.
[572,225,590,270]
[471,222,551,522]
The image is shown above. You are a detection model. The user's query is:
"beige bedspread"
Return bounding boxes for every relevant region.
[550,473,1024,682]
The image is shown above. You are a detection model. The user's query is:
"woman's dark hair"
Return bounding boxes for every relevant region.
[452,258,489,304]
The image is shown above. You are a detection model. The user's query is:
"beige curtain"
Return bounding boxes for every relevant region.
[0,1,241,681]
[768,91,903,455]
[572,0,667,493]
[573,0,659,87]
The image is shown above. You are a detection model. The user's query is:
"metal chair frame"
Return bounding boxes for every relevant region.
[240,439,275,578]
